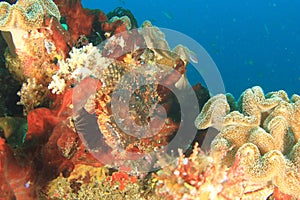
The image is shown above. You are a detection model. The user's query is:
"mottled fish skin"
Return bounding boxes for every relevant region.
[73,107,112,152]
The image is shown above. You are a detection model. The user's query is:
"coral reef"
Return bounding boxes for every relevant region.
[0,0,60,55]
[17,78,48,113]
[42,164,159,200]
[0,0,141,114]
[46,18,206,173]
[0,0,60,31]
[154,143,274,199]
[195,86,300,198]
[0,0,70,113]
[48,43,112,94]
[2,0,298,199]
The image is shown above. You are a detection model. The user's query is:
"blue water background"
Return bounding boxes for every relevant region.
[82,0,299,98]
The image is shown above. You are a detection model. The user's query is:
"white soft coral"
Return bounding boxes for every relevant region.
[48,43,112,94]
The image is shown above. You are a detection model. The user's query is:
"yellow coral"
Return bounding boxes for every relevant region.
[67,164,109,182]
[291,100,300,140]
[0,0,60,31]
[0,0,60,54]
[195,94,230,130]
[17,78,48,113]
[237,143,285,181]
[274,141,300,197]
[195,86,300,198]
[237,86,282,125]
[43,164,159,199]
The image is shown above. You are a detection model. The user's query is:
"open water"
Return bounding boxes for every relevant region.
[83,0,300,98]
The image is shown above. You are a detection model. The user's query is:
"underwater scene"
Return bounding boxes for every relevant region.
[0,0,299,199]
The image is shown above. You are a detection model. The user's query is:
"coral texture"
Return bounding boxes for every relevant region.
[0,0,71,112]
[154,143,273,200]
[195,86,300,198]
[2,1,283,199]
[0,0,61,56]
[0,0,60,31]
[43,164,159,200]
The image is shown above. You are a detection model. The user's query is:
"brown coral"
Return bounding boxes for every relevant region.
[195,86,300,198]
